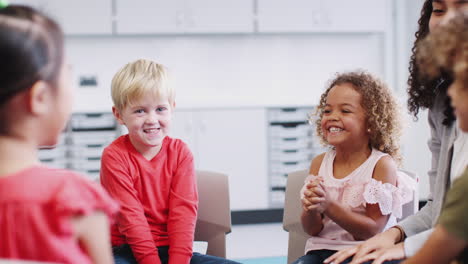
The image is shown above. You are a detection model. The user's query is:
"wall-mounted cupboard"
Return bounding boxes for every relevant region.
[257,0,390,33]
[10,0,113,35]
[115,0,254,34]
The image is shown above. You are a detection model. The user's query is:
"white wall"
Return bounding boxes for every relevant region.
[66,34,384,111]
[400,110,431,200]
[396,0,431,200]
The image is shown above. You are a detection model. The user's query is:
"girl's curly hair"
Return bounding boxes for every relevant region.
[312,71,402,164]
[407,0,455,126]
[417,13,468,90]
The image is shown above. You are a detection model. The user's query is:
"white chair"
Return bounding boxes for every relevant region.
[398,170,419,221]
[194,170,232,258]
[283,170,310,264]
[282,169,418,264]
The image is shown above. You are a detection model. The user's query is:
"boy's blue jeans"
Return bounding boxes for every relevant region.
[113,244,241,264]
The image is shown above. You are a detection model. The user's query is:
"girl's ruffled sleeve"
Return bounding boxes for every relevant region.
[362,170,416,219]
[300,174,319,199]
[52,173,120,234]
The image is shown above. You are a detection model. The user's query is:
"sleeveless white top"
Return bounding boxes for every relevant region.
[300,149,414,252]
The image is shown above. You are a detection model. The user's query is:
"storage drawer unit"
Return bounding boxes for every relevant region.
[271,137,311,150]
[69,131,117,146]
[270,160,310,174]
[268,107,316,123]
[68,113,118,180]
[38,146,67,161]
[36,113,119,180]
[38,134,68,169]
[38,156,68,169]
[69,145,106,158]
[267,107,324,208]
[70,113,116,130]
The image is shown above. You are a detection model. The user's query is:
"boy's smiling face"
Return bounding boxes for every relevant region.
[113,94,174,159]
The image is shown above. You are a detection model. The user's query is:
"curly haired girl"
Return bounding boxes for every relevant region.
[314,71,402,164]
[326,2,468,264]
[292,71,415,264]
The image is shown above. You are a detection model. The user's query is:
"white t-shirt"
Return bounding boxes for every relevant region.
[450,123,468,183]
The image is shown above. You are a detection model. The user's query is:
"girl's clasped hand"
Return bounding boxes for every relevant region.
[302,176,329,213]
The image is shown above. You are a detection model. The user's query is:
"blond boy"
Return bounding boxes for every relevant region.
[101,59,240,264]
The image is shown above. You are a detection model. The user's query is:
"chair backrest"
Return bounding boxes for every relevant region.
[282,169,419,264]
[283,169,309,264]
[398,169,419,221]
[194,170,232,258]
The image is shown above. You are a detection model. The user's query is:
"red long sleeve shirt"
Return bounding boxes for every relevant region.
[100,135,198,264]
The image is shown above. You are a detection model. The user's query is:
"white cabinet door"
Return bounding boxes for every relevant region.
[115,0,184,34]
[40,0,113,35]
[115,0,254,34]
[171,108,269,211]
[8,0,41,7]
[8,0,113,35]
[184,0,254,33]
[170,110,199,167]
[322,0,388,32]
[258,0,389,33]
[195,109,269,211]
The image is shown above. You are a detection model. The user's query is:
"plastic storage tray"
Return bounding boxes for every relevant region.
[270,160,310,174]
[270,124,310,138]
[270,148,312,162]
[70,131,117,146]
[71,113,116,130]
[268,108,313,123]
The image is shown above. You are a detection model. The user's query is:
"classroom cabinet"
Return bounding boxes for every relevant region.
[114,0,182,34]
[115,0,254,34]
[11,0,391,35]
[184,0,254,33]
[38,113,119,181]
[42,0,113,35]
[257,0,390,33]
[9,0,113,35]
[171,108,269,211]
[267,107,325,207]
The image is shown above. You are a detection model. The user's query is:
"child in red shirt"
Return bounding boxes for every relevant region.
[0,4,118,264]
[101,59,240,264]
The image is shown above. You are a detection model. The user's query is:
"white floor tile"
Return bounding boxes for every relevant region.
[226,223,288,259]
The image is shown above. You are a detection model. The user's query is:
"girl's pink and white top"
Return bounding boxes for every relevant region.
[300,149,416,253]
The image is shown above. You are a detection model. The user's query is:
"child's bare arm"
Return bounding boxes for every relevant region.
[301,180,325,236]
[300,154,325,236]
[323,156,397,240]
[72,211,113,264]
[402,225,466,264]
